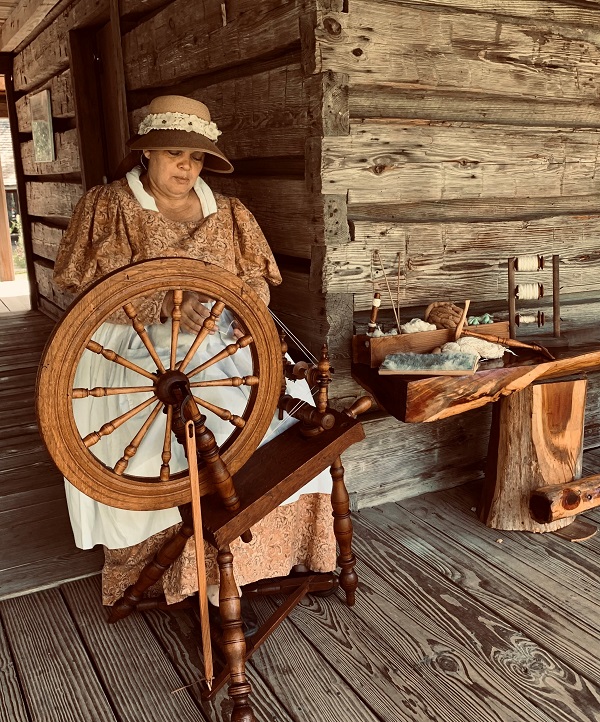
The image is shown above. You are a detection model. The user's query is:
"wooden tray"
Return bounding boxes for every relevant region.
[352,321,510,368]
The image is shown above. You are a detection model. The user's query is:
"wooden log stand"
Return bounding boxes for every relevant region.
[352,328,600,537]
[479,378,587,533]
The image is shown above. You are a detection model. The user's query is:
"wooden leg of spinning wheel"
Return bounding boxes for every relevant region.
[108,506,194,623]
[217,547,255,722]
[330,455,358,606]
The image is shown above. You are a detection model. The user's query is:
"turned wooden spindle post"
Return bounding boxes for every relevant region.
[216,547,255,722]
[315,344,331,415]
[330,456,358,606]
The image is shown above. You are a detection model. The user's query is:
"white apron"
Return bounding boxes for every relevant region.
[67,309,332,549]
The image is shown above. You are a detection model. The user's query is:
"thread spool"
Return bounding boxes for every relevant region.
[514,255,544,272]
[516,311,545,327]
[515,282,544,300]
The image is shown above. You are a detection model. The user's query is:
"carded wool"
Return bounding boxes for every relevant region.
[380,351,479,372]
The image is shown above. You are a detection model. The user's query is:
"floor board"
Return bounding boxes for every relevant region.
[0,588,117,722]
[4,312,600,721]
[0,311,102,600]
[62,577,208,722]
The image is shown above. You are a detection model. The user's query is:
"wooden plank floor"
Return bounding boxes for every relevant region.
[3,478,600,721]
[4,309,600,720]
[0,310,103,601]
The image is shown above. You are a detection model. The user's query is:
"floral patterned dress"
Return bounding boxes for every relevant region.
[53,175,336,604]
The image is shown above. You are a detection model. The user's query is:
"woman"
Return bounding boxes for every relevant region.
[53,95,336,609]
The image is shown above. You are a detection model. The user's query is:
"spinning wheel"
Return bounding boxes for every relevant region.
[36,257,370,722]
[36,258,283,512]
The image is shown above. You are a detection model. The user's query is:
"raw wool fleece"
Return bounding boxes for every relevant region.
[442,336,507,360]
[380,351,479,373]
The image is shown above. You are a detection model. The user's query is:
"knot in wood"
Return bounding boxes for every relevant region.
[372,164,387,175]
[323,16,342,36]
[562,488,581,510]
[456,158,479,169]
[352,47,364,57]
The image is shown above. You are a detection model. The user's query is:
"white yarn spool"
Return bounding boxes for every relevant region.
[516,311,544,327]
[515,255,544,272]
[515,282,543,300]
[372,297,381,308]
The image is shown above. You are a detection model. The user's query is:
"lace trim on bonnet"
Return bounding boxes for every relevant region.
[138,112,221,142]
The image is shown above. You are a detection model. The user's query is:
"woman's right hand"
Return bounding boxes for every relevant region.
[161,290,215,334]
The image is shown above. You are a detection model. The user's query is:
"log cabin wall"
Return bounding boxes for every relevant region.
[12,0,600,507]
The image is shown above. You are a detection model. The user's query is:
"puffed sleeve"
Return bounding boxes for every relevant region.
[53,184,167,325]
[230,197,282,306]
[54,184,133,295]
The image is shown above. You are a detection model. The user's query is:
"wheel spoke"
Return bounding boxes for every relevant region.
[178,301,226,372]
[123,303,166,373]
[114,400,164,474]
[192,395,246,428]
[83,394,157,447]
[73,385,155,398]
[187,334,253,380]
[86,340,158,381]
[161,405,174,481]
[170,290,183,370]
[189,376,259,389]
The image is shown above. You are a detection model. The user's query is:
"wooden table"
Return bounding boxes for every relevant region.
[352,333,600,534]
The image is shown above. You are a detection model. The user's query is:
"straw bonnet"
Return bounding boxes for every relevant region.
[127,95,233,173]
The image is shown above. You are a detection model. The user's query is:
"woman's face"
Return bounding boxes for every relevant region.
[143,149,205,197]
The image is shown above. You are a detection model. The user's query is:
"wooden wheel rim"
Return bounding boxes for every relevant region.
[36,258,283,511]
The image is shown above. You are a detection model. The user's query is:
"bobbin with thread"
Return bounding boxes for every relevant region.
[507,254,560,339]
[514,255,544,272]
[368,292,381,331]
[516,311,545,327]
[515,282,544,300]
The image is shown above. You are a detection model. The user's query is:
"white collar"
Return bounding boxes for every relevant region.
[125,165,218,217]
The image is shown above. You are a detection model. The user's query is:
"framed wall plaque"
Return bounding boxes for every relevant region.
[30,89,55,163]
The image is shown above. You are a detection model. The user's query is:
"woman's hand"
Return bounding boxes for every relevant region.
[161,290,215,334]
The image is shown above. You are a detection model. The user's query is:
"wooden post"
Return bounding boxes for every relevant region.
[0,153,14,281]
[479,378,587,532]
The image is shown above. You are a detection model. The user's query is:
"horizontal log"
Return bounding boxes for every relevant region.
[13,0,108,92]
[15,69,74,133]
[348,194,600,225]
[34,258,74,310]
[309,0,600,100]
[270,264,353,360]
[318,121,600,203]
[129,63,310,160]
[21,128,80,175]
[120,0,170,20]
[530,473,600,523]
[349,84,600,128]
[37,294,63,321]
[26,180,82,218]
[321,214,600,305]
[342,405,491,507]
[123,0,302,91]
[31,221,64,261]
[391,0,600,26]
[207,177,317,258]
[0,0,61,52]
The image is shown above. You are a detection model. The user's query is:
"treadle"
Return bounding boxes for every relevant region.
[201,410,365,548]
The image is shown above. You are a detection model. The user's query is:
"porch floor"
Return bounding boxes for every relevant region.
[2,310,600,721]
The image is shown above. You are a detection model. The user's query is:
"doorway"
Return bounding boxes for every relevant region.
[0,73,29,314]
